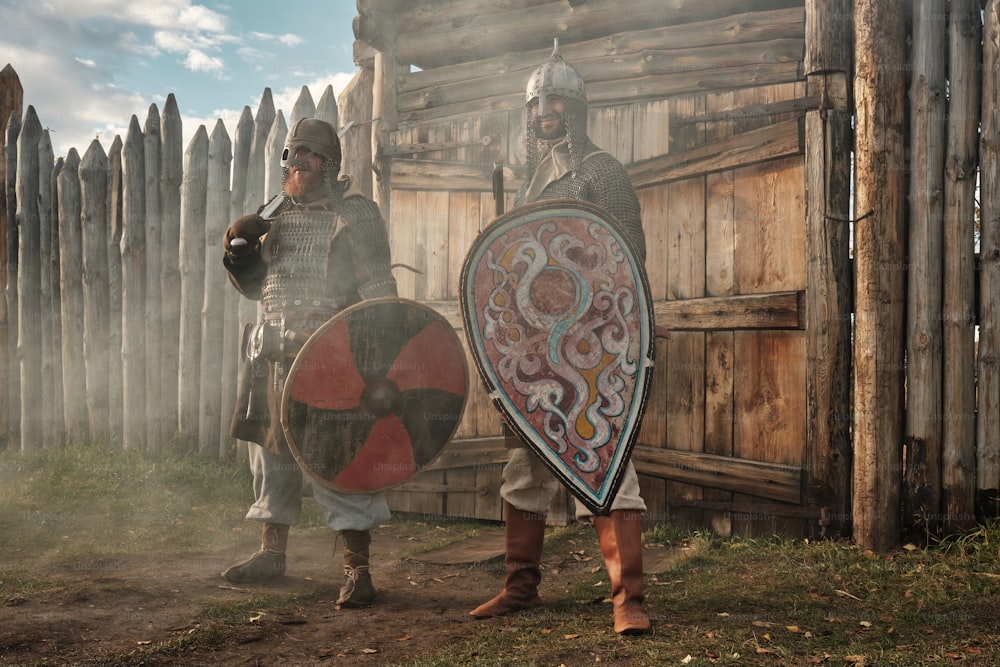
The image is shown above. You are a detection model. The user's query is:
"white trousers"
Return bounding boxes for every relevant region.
[501,447,647,521]
[244,444,391,532]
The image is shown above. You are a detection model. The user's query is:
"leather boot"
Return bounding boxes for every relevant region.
[336,530,375,608]
[222,522,288,583]
[593,510,652,635]
[470,502,546,618]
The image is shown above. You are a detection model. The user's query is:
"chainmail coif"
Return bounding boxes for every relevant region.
[517,98,645,263]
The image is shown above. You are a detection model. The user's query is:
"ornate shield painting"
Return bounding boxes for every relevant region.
[460,199,654,513]
[281,297,468,493]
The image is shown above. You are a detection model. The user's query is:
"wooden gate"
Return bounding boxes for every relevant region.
[348,0,853,535]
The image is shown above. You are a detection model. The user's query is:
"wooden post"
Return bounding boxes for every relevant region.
[224,106,254,461]
[106,136,124,447]
[143,105,164,448]
[0,65,22,450]
[120,115,146,450]
[903,0,947,536]
[978,0,1000,518]
[177,126,208,441]
[263,112,287,205]
[37,131,60,445]
[160,94,183,440]
[58,148,88,442]
[372,50,398,221]
[16,106,42,451]
[289,85,315,127]
[941,0,982,532]
[199,119,232,458]
[803,0,854,537]
[315,84,340,129]
[339,65,375,199]
[852,0,908,551]
[2,110,18,450]
[80,140,111,445]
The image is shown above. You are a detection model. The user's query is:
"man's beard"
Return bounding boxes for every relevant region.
[532,114,567,141]
[284,167,325,201]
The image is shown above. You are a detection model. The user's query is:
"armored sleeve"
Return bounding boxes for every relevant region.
[340,196,398,299]
[583,153,646,263]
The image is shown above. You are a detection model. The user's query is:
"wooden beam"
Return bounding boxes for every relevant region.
[655,291,803,331]
[941,0,981,533]
[421,436,507,472]
[978,0,1000,517]
[852,0,908,552]
[397,38,805,114]
[903,0,946,536]
[803,0,854,536]
[364,0,806,69]
[630,445,803,505]
[423,291,803,334]
[400,62,803,125]
[628,118,803,189]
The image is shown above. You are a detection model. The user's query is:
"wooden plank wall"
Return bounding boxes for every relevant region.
[381,57,813,531]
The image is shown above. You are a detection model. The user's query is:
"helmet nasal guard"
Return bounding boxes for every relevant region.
[525,38,586,116]
[281,117,342,168]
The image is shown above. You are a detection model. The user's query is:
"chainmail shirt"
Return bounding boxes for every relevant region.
[514,136,646,263]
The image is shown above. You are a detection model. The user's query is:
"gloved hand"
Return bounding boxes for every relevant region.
[223,214,269,256]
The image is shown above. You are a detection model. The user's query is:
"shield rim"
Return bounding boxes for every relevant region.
[280,296,469,494]
[459,198,655,513]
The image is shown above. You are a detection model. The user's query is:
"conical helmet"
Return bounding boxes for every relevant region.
[525,38,586,116]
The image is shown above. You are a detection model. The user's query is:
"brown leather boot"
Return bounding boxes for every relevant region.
[470,502,546,618]
[593,510,652,635]
[336,530,375,608]
[222,522,288,583]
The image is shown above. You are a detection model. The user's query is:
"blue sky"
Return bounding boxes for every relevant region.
[0,0,360,156]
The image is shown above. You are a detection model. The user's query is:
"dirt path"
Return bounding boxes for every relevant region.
[0,522,683,665]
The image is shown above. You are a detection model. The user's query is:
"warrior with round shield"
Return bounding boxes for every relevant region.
[221,117,397,608]
[468,40,652,635]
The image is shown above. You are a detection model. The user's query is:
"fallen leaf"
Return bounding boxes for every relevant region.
[903,543,919,551]
[361,648,379,654]
[786,625,805,634]
[717,612,730,617]
[563,633,580,639]
[752,620,778,628]
[396,634,411,641]
[859,620,873,628]
[756,647,775,655]
[680,656,693,664]
[249,612,266,624]
[136,640,151,646]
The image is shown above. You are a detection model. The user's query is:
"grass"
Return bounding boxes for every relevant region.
[2,444,1000,666]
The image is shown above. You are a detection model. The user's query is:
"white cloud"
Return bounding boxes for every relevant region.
[183,49,225,74]
[277,34,303,47]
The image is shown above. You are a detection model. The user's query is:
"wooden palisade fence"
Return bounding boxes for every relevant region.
[0,64,344,460]
[1,0,1000,550]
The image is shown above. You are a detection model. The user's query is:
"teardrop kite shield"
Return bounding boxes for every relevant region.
[280,297,468,493]
[460,199,654,514]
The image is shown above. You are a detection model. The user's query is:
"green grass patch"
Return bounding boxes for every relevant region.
[388,525,1000,666]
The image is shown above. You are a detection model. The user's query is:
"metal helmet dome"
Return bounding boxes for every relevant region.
[281,117,342,167]
[525,38,586,116]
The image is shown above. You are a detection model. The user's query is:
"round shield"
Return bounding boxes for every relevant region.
[280,297,468,493]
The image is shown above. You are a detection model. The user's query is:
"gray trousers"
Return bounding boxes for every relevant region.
[244,444,391,532]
